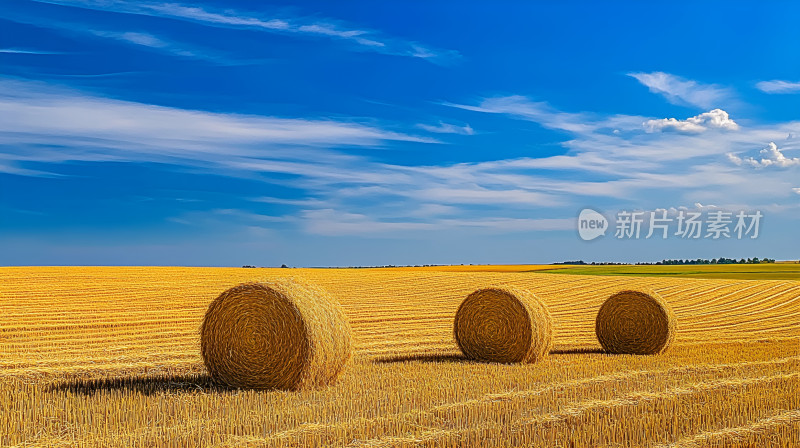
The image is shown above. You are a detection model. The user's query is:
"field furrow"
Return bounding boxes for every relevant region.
[1,266,798,447]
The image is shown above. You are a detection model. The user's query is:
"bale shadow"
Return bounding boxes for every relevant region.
[50,374,239,396]
[375,347,606,364]
[374,353,472,364]
[549,347,606,355]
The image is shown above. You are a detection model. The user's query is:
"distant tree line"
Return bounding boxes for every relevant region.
[346,264,445,269]
[554,257,777,266]
[241,264,291,268]
[553,261,625,265]
[649,257,776,265]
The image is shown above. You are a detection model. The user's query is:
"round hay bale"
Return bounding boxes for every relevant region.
[200,280,352,390]
[595,289,676,355]
[453,286,554,364]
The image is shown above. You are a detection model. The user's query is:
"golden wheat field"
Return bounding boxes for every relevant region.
[1,266,799,447]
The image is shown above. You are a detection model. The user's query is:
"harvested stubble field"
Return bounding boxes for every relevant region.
[1,266,799,447]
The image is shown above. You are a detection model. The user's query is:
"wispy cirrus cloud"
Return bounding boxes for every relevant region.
[300,208,573,236]
[416,121,475,135]
[755,80,800,94]
[28,0,460,64]
[444,95,645,134]
[444,93,800,203]
[628,72,733,109]
[0,77,434,174]
[88,30,222,61]
[4,14,241,64]
[4,78,800,237]
[0,48,67,54]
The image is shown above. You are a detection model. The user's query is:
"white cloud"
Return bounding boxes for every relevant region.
[89,30,215,61]
[296,23,364,39]
[302,209,435,235]
[644,109,739,133]
[628,72,732,108]
[0,78,434,174]
[445,95,646,134]
[685,202,718,211]
[5,79,800,237]
[0,48,65,54]
[143,3,290,30]
[300,208,572,236]
[408,203,459,217]
[445,93,800,206]
[210,95,800,231]
[726,153,744,165]
[728,142,800,168]
[416,121,474,135]
[437,217,574,232]
[252,197,329,207]
[458,95,586,131]
[756,80,800,94]
[112,31,167,48]
[410,186,557,206]
[793,188,800,195]
[4,15,236,64]
[646,118,703,133]
[27,0,460,63]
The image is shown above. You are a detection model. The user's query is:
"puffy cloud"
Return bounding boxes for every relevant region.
[793,188,800,195]
[644,109,739,133]
[755,80,800,94]
[728,142,800,168]
[726,153,744,165]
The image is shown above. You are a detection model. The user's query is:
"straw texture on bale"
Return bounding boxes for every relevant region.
[200,280,352,390]
[453,286,554,364]
[595,289,676,355]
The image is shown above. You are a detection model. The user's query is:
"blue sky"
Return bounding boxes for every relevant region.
[1,1,799,266]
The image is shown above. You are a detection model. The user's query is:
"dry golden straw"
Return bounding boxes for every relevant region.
[453,286,554,363]
[200,280,352,390]
[595,289,676,355]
